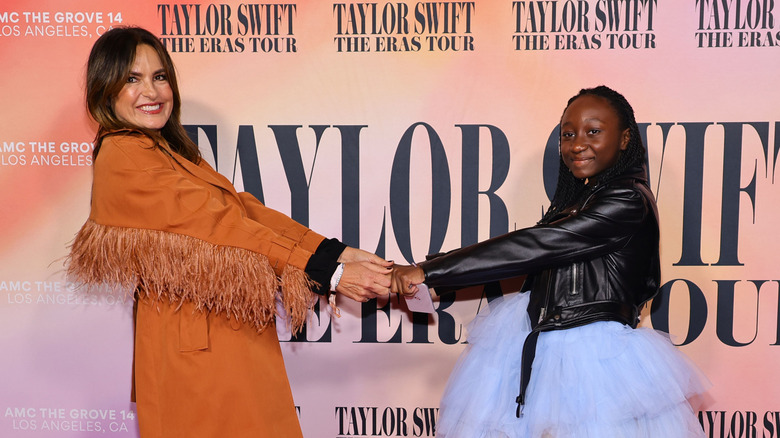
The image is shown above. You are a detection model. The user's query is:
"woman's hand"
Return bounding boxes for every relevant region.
[335,247,393,302]
[338,246,393,267]
[336,261,392,302]
[391,264,425,296]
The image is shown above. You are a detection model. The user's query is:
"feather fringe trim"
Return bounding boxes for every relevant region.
[65,219,318,334]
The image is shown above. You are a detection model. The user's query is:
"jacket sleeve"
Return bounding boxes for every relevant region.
[69,135,323,333]
[209,163,345,294]
[233,173,347,294]
[235,191,325,255]
[89,136,321,273]
[420,185,649,289]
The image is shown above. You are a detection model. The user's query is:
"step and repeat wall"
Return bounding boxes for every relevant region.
[1,1,779,437]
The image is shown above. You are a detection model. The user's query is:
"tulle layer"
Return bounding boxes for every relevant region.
[436,292,709,438]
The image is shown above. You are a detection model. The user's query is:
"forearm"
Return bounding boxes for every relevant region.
[420,225,626,290]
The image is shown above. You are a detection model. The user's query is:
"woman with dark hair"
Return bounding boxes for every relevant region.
[393,86,708,437]
[83,26,198,162]
[67,26,392,438]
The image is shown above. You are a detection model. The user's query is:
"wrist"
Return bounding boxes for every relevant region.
[412,262,426,284]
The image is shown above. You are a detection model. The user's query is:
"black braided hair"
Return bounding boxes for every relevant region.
[539,85,646,224]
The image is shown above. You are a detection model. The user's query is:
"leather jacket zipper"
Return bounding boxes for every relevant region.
[571,262,580,296]
[539,270,553,324]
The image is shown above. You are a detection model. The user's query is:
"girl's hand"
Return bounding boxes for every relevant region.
[391,264,425,296]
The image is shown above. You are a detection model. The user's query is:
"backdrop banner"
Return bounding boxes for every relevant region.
[1,1,779,437]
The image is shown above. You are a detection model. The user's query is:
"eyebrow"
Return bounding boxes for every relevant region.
[127,68,167,76]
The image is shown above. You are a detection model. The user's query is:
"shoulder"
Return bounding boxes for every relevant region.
[594,177,652,206]
[100,131,156,151]
[582,178,653,224]
[594,164,656,206]
[96,132,170,170]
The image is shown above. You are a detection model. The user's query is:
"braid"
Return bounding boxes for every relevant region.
[539,157,587,224]
[539,86,645,224]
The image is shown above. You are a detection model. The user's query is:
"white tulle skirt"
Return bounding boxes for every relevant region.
[436,292,710,438]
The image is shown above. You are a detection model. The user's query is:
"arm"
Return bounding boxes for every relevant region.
[420,185,649,289]
[236,191,324,254]
[74,134,391,332]
[90,136,318,273]
[232,165,393,299]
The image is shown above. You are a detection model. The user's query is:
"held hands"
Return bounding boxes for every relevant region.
[331,247,426,303]
[391,264,425,297]
[335,247,393,302]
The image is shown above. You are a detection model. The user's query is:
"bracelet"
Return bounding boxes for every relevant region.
[330,263,345,291]
[328,263,345,318]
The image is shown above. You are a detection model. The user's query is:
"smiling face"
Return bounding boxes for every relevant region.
[559,94,630,181]
[112,44,173,131]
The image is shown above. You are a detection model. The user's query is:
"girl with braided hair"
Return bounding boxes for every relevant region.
[393,86,708,437]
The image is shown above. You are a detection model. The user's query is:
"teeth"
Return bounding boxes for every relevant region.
[139,104,161,111]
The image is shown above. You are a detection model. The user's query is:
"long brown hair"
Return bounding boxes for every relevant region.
[86,26,201,163]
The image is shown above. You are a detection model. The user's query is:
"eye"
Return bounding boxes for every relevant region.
[154,73,168,81]
[126,76,138,83]
[588,129,601,135]
[561,131,574,139]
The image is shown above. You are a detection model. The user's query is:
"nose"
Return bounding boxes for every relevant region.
[570,138,586,153]
[140,79,157,99]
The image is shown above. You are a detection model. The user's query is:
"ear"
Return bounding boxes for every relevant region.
[620,128,630,151]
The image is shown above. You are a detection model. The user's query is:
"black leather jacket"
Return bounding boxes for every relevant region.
[420,164,660,331]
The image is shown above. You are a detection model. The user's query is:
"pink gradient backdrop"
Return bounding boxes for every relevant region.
[2,1,778,437]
